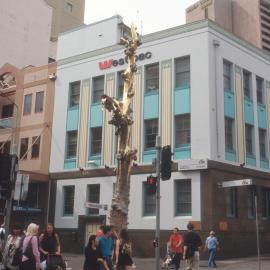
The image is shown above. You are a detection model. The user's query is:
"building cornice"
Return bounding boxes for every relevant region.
[57,19,270,67]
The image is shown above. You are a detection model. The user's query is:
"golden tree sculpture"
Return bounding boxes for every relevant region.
[101,23,141,231]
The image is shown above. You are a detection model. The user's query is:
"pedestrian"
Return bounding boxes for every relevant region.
[98,225,114,270]
[168,227,183,270]
[83,234,109,270]
[182,223,202,270]
[0,223,5,262]
[96,225,105,238]
[2,224,23,270]
[21,223,41,270]
[115,229,133,270]
[205,231,219,268]
[39,223,66,269]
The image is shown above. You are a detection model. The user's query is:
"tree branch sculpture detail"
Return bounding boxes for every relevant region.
[101,23,141,231]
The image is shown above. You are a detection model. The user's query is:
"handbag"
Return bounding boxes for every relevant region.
[47,254,65,268]
[23,236,34,260]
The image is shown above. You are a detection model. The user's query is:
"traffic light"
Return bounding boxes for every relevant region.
[161,145,172,180]
[146,175,157,195]
[0,153,12,199]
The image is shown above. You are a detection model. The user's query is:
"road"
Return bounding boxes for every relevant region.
[63,253,270,270]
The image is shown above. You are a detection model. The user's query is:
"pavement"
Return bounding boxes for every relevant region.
[62,253,270,270]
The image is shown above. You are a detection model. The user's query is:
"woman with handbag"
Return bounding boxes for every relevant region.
[39,223,66,269]
[2,225,22,270]
[115,229,133,270]
[21,223,40,270]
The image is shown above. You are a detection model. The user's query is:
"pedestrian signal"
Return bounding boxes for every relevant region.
[146,175,157,195]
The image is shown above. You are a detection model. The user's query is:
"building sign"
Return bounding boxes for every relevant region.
[221,179,253,188]
[99,51,152,70]
[219,221,228,231]
[85,202,108,210]
[178,159,208,171]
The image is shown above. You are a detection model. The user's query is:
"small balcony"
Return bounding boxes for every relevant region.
[0,117,13,129]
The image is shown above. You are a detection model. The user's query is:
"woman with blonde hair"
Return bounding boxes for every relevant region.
[21,223,41,270]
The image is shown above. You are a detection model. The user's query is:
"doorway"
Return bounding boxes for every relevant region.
[85,223,100,245]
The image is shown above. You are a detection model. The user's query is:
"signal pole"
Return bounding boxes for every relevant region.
[155,136,161,270]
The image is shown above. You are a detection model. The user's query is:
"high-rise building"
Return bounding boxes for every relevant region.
[45,0,85,41]
[186,0,270,53]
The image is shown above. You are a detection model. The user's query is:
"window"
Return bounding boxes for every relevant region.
[143,182,156,216]
[0,141,10,154]
[259,129,267,159]
[256,77,264,104]
[247,186,256,218]
[243,70,251,99]
[93,76,104,104]
[35,91,44,113]
[20,138,29,159]
[66,131,77,159]
[31,136,40,158]
[175,57,190,88]
[261,187,270,218]
[245,124,254,155]
[1,104,13,118]
[227,187,237,217]
[175,180,191,216]
[175,114,190,148]
[69,81,80,107]
[87,184,100,215]
[90,127,102,156]
[117,71,124,99]
[63,186,75,216]
[145,63,159,93]
[144,119,158,150]
[23,94,32,115]
[225,117,234,151]
[223,61,232,91]
[66,2,73,13]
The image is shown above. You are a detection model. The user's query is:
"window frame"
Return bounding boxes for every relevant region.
[223,60,232,91]
[247,186,256,219]
[174,114,191,148]
[63,185,75,216]
[144,119,158,150]
[226,187,238,218]
[86,184,100,215]
[69,81,81,108]
[245,124,254,155]
[23,94,32,115]
[90,127,102,156]
[20,138,29,159]
[243,70,252,99]
[145,63,159,94]
[174,179,192,216]
[92,76,104,104]
[259,129,267,160]
[1,104,14,119]
[66,131,78,159]
[175,56,190,89]
[261,187,270,219]
[117,71,124,99]
[35,91,44,113]
[225,117,235,151]
[256,76,264,105]
[31,136,41,159]
[142,182,156,216]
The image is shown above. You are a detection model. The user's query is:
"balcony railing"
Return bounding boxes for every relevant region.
[0,117,13,129]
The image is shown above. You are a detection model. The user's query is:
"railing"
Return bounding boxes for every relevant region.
[0,117,13,129]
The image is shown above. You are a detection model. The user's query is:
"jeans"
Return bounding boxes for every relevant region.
[208,248,217,267]
[100,256,113,270]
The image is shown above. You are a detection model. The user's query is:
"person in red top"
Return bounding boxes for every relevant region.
[169,227,183,270]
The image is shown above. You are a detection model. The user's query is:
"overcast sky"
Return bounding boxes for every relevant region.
[84,0,199,35]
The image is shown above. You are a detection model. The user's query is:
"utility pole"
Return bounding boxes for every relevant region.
[155,136,161,270]
[4,154,17,240]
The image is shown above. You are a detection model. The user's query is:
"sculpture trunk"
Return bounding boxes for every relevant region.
[101,23,141,232]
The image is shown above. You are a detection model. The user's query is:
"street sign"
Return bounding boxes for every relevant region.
[178,159,208,171]
[85,202,108,211]
[221,179,253,188]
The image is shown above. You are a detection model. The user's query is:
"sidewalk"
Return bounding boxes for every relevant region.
[63,253,270,270]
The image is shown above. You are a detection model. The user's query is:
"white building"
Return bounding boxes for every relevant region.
[50,15,270,256]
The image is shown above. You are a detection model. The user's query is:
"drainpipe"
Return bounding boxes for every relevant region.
[213,39,220,158]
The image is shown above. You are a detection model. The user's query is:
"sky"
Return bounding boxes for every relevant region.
[84,0,199,35]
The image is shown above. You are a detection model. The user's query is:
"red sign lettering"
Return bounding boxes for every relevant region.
[98,60,113,70]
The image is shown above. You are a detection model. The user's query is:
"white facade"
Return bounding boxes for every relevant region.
[51,18,270,232]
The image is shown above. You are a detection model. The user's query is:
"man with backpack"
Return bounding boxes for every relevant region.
[182,223,202,270]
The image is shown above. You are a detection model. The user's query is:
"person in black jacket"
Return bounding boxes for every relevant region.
[83,235,109,270]
[183,223,202,270]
